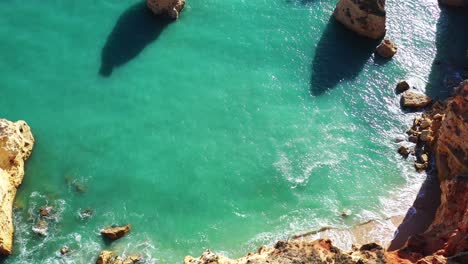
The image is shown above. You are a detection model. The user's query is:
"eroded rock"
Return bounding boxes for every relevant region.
[0,119,34,255]
[101,224,131,241]
[97,250,114,264]
[401,91,432,110]
[334,0,386,39]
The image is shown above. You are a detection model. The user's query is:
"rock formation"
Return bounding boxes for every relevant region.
[147,0,186,19]
[0,119,34,255]
[388,80,468,263]
[101,224,131,240]
[400,91,433,110]
[334,0,386,39]
[184,239,386,264]
[376,38,397,58]
[396,81,410,94]
[96,250,141,264]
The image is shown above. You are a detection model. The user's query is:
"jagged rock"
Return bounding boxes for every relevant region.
[101,224,131,240]
[147,0,186,19]
[376,38,397,58]
[39,206,53,217]
[414,162,428,171]
[419,153,429,163]
[398,146,410,158]
[333,0,386,39]
[401,91,432,110]
[420,119,433,129]
[184,239,386,264]
[0,119,34,255]
[396,81,410,94]
[97,250,114,264]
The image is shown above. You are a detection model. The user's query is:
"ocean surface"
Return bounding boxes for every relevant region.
[0,0,461,263]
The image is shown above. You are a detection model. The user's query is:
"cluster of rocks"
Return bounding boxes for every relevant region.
[394,81,433,111]
[97,250,141,264]
[97,224,139,264]
[185,239,387,264]
[32,205,55,236]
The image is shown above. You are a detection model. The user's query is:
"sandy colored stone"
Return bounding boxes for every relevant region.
[96,250,114,264]
[401,91,432,110]
[0,119,34,255]
[185,239,386,264]
[101,224,131,240]
[376,38,397,58]
[333,0,386,39]
[147,0,186,19]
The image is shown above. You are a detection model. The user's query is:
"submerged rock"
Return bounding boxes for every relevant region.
[0,119,34,255]
[32,219,49,236]
[147,0,186,19]
[333,0,386,39]
[39,206,54,217]
[101,224,131,240]
[60,246,70,255]
[376,38,397,58]
[401,91,432,110]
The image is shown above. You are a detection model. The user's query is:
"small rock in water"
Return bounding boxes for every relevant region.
[60,246,70,255]
[414,162,428,171]
[376,38,398,58]
[395,81,410,94]
[79,208,93,219]
[398,146,410,158]
[341,209,352,217]
[394,135,406,143]
[401,91,432,110]
[33,219,49,236]
[39,206,53,217]
[101,224,131,241]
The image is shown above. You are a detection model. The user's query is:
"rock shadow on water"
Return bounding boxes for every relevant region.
[310,18,379,96]
[425,7,468,99]
[99,2,173,77]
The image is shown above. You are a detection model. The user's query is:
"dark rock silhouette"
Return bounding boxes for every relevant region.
[99,2,173,77]
[424,7,468,99]
[310,18,378,96]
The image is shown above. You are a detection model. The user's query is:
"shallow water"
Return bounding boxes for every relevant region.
[0,0,453,263]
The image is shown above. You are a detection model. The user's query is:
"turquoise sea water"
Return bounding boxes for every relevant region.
[0,0,456,263]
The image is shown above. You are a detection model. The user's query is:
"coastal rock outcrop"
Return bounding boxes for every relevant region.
[147,0,186,19]
[101,224,131,240]
[184,239,386,264]
[390,80,468,263]
[334,0,386,39]
[0,119,34,255]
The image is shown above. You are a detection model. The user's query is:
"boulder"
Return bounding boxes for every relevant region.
[60,246,70,255]
[96,250,114,264]
[147,0,186,19]
[333,0,386,39]
[401,91,432,110]
[395,81,410,94]
[398,146,410,158]
[101,224,131,241]
[0,119,34,255]
[376,38,397,58]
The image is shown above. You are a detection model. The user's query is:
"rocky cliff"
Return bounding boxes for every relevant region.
[0,119,34,255]
[387,80,468,264]
[334,0,386,39]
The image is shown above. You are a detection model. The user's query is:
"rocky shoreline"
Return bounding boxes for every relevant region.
[0,0,466,263]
